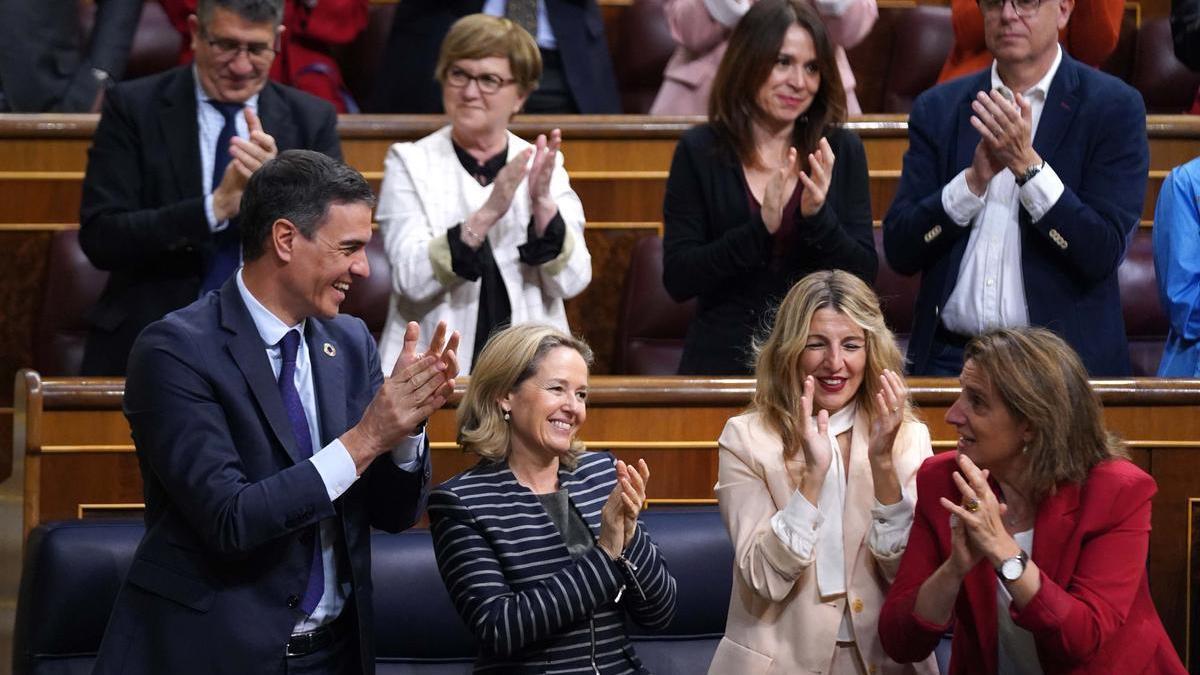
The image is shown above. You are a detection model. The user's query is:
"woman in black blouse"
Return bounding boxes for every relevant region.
[662,0,876,375]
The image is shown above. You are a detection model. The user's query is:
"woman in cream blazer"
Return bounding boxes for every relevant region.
[375,16,591,375]
[710,271,937,675]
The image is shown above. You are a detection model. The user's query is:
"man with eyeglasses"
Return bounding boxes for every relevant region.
[78,0,341,376]
[936,0,1123,83]
[883,0,1149,378]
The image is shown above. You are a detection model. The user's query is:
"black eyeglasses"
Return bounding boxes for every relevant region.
[202,32,277,64]
[445,66,516,94]
[977,0,1043,18]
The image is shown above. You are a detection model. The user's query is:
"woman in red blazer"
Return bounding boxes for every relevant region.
[879,327,1185,674]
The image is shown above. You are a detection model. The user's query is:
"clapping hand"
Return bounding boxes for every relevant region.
[599,459,649,558]
[939,453,1017,572]
[797,375,833,503]
[970,89,1040,181]
[867,369,907,463]
[213,107,278,221]
[762,147,798,234]
[466,147,534,247]
[527,129,562,235]
[341,321,458,473]
[798,137,835,218]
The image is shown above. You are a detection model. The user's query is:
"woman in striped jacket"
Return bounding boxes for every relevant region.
[428,324,678,673]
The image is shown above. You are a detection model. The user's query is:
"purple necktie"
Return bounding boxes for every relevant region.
[200,100,244,294]
[278,330,324,615]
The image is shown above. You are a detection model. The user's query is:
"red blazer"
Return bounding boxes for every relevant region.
[879,452,1185,675]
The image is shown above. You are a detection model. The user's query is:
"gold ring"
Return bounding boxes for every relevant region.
[963,498,980,513]
[891,406,899,413]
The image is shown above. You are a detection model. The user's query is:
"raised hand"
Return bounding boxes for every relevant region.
[970,89,1039,180]
[867,369,907,462]
[798,137,835,218]
[798,375,833,503]
[341,353,453,473]
[527,129,562,235]
[396,320,460,380]
[939,454,1019,568]
[598,462,633,558]
[619,459,650,548]
[464,147,534,248]
[212,107,279,221]
[762,147,798,234]
[339,322,457,473]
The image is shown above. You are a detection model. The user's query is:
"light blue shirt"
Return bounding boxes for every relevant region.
[482,0,558,49]
[1153,156,1200,377]
[234,270,425,631]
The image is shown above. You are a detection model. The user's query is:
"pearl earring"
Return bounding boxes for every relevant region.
[503,409,511,421]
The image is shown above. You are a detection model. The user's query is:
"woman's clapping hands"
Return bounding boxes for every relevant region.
[599,459,650,559]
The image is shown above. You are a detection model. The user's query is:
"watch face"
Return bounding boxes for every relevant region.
[1001,557,1024,581]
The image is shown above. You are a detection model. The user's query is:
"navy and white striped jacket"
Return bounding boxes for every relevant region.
[428,451,678,674]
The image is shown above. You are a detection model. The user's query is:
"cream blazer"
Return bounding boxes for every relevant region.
[709,410,938,675]
[374,126,592,374]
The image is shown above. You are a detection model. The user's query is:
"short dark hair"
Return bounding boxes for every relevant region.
[709,0,847,165]
[197,0,284,29]
[240,150,376,261]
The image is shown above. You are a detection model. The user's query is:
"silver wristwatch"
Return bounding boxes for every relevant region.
[1014,161,1044,187]
[997,549,1029,583]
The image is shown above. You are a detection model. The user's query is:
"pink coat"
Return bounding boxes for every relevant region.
[709,410,939,675]
[650,0,876,115]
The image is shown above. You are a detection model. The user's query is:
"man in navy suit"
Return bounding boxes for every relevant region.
[79,0,342,376]
[93,150,459,674]
[883,0,1148,376]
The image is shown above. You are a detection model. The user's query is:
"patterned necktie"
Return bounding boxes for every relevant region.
[505,0,538,39]
[200,100,245,294]
[278,330,324,615]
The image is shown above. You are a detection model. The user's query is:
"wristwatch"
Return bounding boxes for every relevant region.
[996,549,1029,583]
[1014,161,1044,187]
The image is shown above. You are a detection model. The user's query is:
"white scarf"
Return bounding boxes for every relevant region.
[814,402,856,599]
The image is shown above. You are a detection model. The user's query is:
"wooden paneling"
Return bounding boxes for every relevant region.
[2,113,1198,486]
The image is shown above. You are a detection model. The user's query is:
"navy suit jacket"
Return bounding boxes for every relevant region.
[79,65,342,376]
[882,54,1148,376]
[92,277,431,675]
[366,0,621,114]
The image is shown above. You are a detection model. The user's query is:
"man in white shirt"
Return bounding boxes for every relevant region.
[93,150,459,674]
[883,0,1148,376]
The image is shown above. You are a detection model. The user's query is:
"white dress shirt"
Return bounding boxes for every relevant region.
[234,270,425,632]
[940,46,1067,337]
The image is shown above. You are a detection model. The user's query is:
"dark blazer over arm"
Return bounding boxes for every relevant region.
[882,55,1148,375]
[78,66,341,376]
[662,123,876,374]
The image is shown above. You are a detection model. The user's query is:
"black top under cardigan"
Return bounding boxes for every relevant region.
[662,123,877,375]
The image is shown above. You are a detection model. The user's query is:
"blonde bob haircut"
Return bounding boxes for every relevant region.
[963,327,1127,504]
[457,324,594,468]
[752,270,909,458]
[434,14,543,96]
